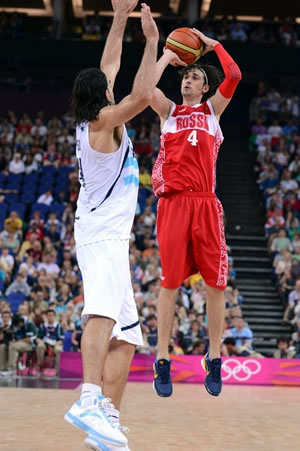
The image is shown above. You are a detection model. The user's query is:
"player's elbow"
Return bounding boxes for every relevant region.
[227,62,242,82]
[134,92,153,108]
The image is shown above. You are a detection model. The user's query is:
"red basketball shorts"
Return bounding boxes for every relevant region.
[156,192,228,290]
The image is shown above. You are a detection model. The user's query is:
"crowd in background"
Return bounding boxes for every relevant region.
[250,82,300,358]
[1,10,300,48]
[0,102,266,377]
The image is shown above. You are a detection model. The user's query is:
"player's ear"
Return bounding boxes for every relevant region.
[203,84,210,93]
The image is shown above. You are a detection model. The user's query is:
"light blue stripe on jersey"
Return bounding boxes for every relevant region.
[124,156,138,169]
[123,175,139,186]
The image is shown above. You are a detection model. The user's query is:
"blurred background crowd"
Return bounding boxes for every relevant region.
[1,0,300,377]
[250,83,300,359]
[1,10,300,48]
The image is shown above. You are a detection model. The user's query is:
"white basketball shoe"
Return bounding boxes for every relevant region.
[84,435,130,451]
[83,405,130,451]
[64,395,127,448]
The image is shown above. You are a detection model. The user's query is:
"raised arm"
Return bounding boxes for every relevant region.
[98,3,159,130]
[100,0,138,91]
[151,49,186,122]
[192,29,242,119]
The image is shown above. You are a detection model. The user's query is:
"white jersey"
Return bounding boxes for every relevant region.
[74,122,139,247]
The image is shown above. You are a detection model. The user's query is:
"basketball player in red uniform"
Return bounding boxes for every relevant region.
[151,30,242,397]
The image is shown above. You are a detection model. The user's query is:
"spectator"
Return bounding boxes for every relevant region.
[273,337,296,358]
[270,229,293,254]
[222,337,264,357]
[283,279,300,323]
[4,314,36,376]
[0,247,14,274]
[190,338,207,355]
[231,23,247,42]
[228,316,254,348]
[4,211,23,236]
[5,272,30,297]
[36,309,64,373]
[8,152,25,174]
[142,314,158,354]
[37,189,54,206]
[0,310,13,372]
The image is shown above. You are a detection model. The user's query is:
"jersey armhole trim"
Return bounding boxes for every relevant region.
[161,103,176,134]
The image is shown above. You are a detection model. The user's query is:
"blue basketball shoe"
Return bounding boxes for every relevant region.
[153,359,173,397]
[64,395,127,448]
[201,353,222,396]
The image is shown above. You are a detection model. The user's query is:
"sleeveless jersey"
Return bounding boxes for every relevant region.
[152,99,224,196]
[74,122,139,247]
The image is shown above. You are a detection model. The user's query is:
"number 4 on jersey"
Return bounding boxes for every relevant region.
[187,130,198,147]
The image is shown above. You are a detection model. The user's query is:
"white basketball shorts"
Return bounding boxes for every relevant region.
[76,239,143,346]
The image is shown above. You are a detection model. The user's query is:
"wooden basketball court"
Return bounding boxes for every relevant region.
[0,383,299,450]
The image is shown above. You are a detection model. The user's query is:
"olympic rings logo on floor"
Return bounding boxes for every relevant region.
[221,358,262,381]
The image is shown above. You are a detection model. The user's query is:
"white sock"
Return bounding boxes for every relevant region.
[80,383,102,400]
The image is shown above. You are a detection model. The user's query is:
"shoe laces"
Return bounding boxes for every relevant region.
[157,361,171,384]
[209,359,222,383]
[98,398,130,433]
[97,397,118,428]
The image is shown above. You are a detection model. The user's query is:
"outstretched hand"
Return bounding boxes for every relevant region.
[192,28,219,55]
[163,48,187,67]
[111,0,139,15]
[141,3,159,41]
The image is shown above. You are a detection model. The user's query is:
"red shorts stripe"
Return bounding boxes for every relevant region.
[157,193,228,290]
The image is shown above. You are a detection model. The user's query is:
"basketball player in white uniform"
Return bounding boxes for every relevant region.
[64,3,159,450]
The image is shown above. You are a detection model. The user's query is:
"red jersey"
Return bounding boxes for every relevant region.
[152,100,224,196]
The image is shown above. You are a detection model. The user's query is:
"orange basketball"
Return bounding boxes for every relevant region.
[165,28,204,65]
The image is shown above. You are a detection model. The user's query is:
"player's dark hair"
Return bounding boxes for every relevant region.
[179,63,224,102]
[71,68,109,125]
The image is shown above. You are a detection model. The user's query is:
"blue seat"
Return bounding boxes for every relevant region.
[24,173,38,183]
[42,166,57,177]
[0,203,8,215]
[40,176,55,185]
[8,174,24,184]
[38,184,54,195]
[49,203,66,219]
[6,183,21,190]
[22,183,37,194]
[58,165,73,175]
[55,184,69,195]
[4,193,19,204]
[63,330,73,351]
[7,292,27,313]
[0,173,7,185]
[31,203,49,216]
[20,192,36,204]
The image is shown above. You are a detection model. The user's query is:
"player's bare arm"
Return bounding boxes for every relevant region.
[97,4,159,133]
[192,29,242,119]
[100,0,138,92]
[151,49,186,127]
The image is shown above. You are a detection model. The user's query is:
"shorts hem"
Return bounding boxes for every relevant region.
[111,331,143,347]
[82,312,118,323]
[204,280,227,291]
[161,280,182,289]
[76,238,129,249]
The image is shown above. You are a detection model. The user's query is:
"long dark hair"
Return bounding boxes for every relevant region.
[179,63,224,102]
[71,68,109,125]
